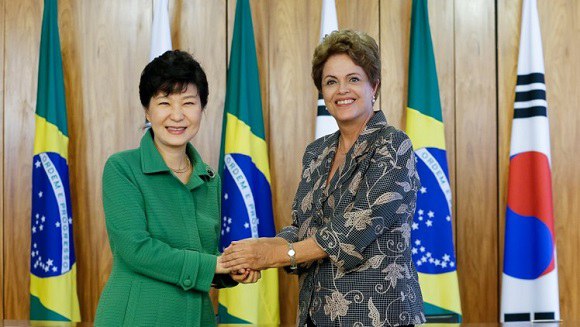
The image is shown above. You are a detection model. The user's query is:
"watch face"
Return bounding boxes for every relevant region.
[288,249,296,256]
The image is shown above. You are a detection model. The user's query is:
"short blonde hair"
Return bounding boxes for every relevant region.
[312,29,381,92]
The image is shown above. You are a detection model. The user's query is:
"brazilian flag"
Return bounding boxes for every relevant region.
[30,0,80,322]
[405,0,462,322]
[217,0,280,324]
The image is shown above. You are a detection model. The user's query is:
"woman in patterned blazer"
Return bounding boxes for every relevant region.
[221,30,426,327]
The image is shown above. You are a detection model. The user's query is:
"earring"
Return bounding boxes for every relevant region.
[372,96,376,105]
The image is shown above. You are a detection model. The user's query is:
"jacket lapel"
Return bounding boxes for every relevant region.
[325,111,388,199]
[299,132,339,221]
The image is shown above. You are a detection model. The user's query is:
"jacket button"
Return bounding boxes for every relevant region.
[184,279,192,287]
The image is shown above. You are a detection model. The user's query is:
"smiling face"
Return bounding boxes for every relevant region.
[321,53,378,127]
[145,83,202,152]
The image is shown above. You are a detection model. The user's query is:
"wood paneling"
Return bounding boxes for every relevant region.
[62,0,151,320]
[267,1,319,323]
[4,0,42,319]
[379,0,411,129]
[336,0,379,39]
[455,0,498,322]
[172,0,226,170]
[540,1,580,321]
[0,0,4,319]
[2,0,580,324]
[428,0,456,232]
[497,1,520,303]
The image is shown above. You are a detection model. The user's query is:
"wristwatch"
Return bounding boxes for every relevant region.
[287,242,297,270]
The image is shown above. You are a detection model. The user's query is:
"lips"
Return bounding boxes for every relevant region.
[166,126,187,134]
[336,98,355,105]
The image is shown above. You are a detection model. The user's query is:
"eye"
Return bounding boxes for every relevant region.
[350,77,360,83]
[324,79,337,86]
[183,101,196,106]
[158,101,170,106]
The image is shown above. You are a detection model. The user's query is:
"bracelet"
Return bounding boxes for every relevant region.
[287,242,297,270]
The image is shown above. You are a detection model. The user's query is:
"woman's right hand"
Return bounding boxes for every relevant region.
[230,269,261,284]
[215,255,230,274]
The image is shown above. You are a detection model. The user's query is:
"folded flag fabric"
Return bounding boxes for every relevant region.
[30,0,81,321]
[405,0,462,322]
[217,0,279,324]
[149,0,172,61]
[501,0,560,322]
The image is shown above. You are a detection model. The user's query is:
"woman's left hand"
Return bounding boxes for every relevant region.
[221,237,287,271]
[230,269,261,284]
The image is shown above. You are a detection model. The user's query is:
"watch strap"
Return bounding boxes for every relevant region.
[287,242,297,270]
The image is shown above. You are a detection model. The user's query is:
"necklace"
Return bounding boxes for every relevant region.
[169,156,191,174]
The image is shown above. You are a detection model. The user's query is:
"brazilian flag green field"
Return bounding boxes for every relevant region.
[406,0,462,322]
[30,0,80,322]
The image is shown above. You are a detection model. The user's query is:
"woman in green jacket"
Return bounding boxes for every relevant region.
[95,50,259,326]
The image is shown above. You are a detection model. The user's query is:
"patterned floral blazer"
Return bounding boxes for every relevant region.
[278,111,426,326]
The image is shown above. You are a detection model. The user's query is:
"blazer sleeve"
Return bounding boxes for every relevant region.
[276,145,314,274]
[313,130,420,272]
[102,156,217,293]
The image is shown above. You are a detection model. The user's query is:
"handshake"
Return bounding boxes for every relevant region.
[215,237,289,284]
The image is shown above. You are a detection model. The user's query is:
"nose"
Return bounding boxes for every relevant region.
[338,81,350,94]
[170,105,185,121]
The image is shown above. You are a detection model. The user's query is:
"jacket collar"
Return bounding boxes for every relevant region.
[140,129,169,174]
[319,110,388,197]
[344,110,388,160]
[140,129,216,187]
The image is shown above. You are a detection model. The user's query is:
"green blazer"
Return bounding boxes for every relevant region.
[95,130,235,326]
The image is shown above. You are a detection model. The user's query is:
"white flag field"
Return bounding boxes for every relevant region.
[314,0,339,139]
[500,0,560,322]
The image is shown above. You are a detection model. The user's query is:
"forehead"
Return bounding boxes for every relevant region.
[322,53,366,77]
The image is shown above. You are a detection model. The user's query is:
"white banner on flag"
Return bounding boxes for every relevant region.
[315,0,339,139]
[150,0,172,61]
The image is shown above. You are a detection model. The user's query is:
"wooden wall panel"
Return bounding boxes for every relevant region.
[336,0,379,39]
[172,0,227,170]
[0,0,4,319]
[2,0,580,324]
[63,0,152,320]
[497,0,520,303]
[3,0,42,319]
[428,0,456,230]
[267,1,319,323]
[455,0,498,322]
[379,0,411,129]
[540,1,580,321]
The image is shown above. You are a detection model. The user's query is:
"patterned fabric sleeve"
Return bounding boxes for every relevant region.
[276,144,316,274]
[314,130,419,272]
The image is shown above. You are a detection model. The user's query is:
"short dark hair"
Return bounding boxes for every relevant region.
[312,29,381,93]
[139,50,209,109]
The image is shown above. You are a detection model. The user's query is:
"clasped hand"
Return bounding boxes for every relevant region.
[220,237,287,272]
[216,255,261,284]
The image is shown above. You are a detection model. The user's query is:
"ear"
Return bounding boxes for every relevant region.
[372,80,380,96]
[145,108,151,123]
